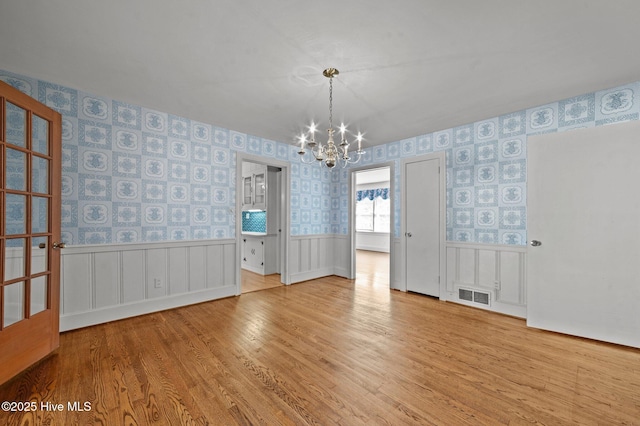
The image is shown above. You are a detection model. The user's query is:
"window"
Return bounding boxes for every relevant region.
[355,188,390,232]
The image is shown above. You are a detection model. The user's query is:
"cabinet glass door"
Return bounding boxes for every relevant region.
[254,173,265,206]
[243,176,252,206]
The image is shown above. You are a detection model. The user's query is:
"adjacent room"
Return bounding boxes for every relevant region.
[1,1,640,424]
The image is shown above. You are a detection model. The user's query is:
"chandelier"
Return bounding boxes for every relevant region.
[297,68,364,169]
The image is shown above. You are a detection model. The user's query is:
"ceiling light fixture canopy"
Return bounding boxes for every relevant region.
[297,68,364,169]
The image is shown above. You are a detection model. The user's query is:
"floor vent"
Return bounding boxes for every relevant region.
[458,288,491,307]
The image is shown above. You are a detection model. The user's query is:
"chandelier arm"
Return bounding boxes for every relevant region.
[298,146,325,164]
[300,157,317,165]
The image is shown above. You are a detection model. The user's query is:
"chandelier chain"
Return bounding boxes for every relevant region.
[329,76,333,130]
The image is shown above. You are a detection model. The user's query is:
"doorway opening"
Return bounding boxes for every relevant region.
[237,155,289,294]
[351,165,393,288]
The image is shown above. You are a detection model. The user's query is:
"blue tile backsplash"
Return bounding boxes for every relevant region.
[242,211,266,233]
[2,68,639,246]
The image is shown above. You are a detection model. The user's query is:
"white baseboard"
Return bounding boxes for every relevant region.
[355,245,390,253]
[242,264,264,275]
[60,285,236,331]
[289,267,334,284]
[333,266,350,279]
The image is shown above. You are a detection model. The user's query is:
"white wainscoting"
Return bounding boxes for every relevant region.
[332,235,351,279]
[391,237,402,290]
[445,242,527,318]
[289,235,348,283]
[355,232,390,253]
[60,239,237,331]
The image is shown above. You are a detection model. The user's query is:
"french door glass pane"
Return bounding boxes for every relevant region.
[31,236,48,274]
[5,102,27,147]
[32,114,49,155]
[32,156,49,194]
[4,281,25,327]
[5,194,26,235]
[4,238,26,281]
[30,276,48,315]
[32,196,49,234]
[5,148,27,191]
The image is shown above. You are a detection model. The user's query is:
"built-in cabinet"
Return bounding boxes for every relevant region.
[242,236,264,273]
[242,234,278,275]
[242,162,266,210]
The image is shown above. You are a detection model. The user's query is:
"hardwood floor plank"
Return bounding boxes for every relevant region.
[1,250,639,424]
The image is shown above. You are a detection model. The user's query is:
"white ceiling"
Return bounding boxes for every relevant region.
[2,0,640,148]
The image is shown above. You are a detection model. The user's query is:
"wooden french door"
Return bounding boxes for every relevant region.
[0,80,62,384]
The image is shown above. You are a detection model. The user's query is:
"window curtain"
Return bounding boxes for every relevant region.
[356,187,389,201]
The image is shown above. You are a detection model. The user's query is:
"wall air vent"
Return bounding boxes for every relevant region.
[473,291,490,305]
[459,288,473,301]
[458,287,491,307]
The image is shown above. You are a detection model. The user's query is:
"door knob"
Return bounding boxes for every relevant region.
[530,240,542,247]
[406,232,412,238]
[52,242,66,249]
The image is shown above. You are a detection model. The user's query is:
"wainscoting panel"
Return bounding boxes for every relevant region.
[332,235,350,279]
[289,235,337,283]
[60,239,237,331]
[122,250,145,303]
[445,242,527,318]
[94,251,120,309]
[188,246,207,292]
[168,247,188,295]
[392,238,402,290]
[62,252,92,315]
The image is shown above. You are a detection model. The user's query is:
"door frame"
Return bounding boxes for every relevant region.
[235,153,290,293]
[400,152,446,295]
[348,162,395,286]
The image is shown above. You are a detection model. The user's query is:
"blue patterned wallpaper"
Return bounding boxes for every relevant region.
[346,82,640,244]
[241,211,267,233]
[2,69,639,246]
[0,69,333,244]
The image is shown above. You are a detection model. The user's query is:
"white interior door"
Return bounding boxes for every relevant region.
[405,155,441,296]
[527,120,640,348]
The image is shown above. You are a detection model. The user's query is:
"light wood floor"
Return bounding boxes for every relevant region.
[1,259,639,424]
[241,270,283,293]
[241,250,389,293]
[355,249,389,286]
